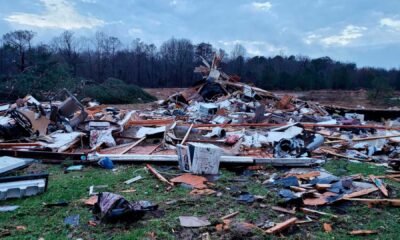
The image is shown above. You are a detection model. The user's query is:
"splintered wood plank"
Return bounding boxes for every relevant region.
[286,171,320,180]
[146,164,174,186]
[342,187,378,199]
[370,175,389,197]
[300,207,339,218]
[271,206,296,215]
[265,217,297,234]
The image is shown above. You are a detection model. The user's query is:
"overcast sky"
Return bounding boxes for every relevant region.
[1,0,400,69]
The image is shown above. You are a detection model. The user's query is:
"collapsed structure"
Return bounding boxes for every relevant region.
[1,53,400,235]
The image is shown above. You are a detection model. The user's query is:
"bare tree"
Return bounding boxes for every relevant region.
[52,31,81,76]
[230,43,246,60]
[2,30,35,72]
[94,31,108,82]
[160,38,194,87]
[107,36,122,77]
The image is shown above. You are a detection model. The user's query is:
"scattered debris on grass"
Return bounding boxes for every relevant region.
[1,53,400,238]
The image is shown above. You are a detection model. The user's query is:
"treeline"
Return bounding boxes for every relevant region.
[0,30,399,100]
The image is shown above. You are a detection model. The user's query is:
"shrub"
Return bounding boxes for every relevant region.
[367,77,394,104]
[82,78,157,104]
[0,65,77,101]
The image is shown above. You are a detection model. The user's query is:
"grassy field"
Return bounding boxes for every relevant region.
[0,160,399,239]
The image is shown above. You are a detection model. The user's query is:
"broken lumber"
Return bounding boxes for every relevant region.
[120,137,146,154]
[295,218,313,224]
[300,207,338,218]
[271,206,296,215]
[146,164,174,187]
[0,143,42,148]
[370,175,388,197]
[180,123,193,145]
[99,137,145,154]
[349,230,378,235]
[221,211,239,220]
[265,217,297,234]
[288,171,320,179]
[342,187,378,199]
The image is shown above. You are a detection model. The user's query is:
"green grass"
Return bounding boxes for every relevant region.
[1,160,400,239]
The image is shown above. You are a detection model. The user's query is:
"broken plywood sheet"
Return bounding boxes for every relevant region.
[18,109,50,136]
[170,174,208,189]
[126,145,160,155]
[41,131,84,152]
[99,142,140,154]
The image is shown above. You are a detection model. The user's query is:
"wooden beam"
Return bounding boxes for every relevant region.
[342,187,378,199]
[271,206,296,215]
[99,137,146,154]
[221,211,240,220]
[265,217,297,234]
[146,164,174,187]
[120,137,146,154]
[0,143,42,148]
[180,124,193,145]
[300,207,338,218]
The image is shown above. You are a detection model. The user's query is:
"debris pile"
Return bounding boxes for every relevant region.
[2,54,400,168]
[1,53,400,237]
